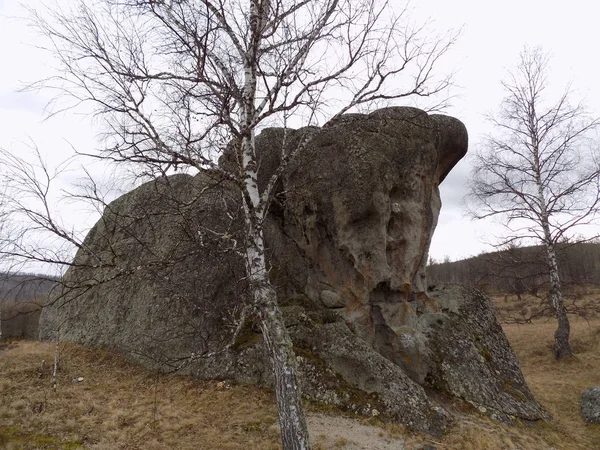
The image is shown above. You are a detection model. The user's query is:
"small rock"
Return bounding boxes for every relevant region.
[581,386,600,424]
[319,290,344,308]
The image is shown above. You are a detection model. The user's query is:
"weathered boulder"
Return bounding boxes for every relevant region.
[39,173,248,367]
[39,107,546,435]
[263,108,468,356]
[581,387,600,424]
[224,297,450,436]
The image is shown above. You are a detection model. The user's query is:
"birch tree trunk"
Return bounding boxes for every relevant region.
[245,225,310,449]
[533,123,573,360]
[544,239,573,359]
[240,132,310,445]
[257,278,310,450]
[536,169,573,359]
[237,3,311,445]
[52,332,60,392]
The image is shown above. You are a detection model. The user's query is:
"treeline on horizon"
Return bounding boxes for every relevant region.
[427,242,600,295]
[0,273,58,302]
[0,273,57,340]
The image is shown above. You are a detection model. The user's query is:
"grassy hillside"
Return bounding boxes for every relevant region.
[0,274,56,302]
[1,312,599,449]
[427,242,600,291]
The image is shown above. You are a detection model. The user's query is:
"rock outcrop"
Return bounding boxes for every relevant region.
[40,173,247,366]
[39,107,546,435]
[425,286,544,422]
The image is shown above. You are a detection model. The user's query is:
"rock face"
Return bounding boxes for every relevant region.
[425,286,544,422]
[264,107,469,366]
[581,387,600,424]
[40,173,248,367]
[39,107,546,435]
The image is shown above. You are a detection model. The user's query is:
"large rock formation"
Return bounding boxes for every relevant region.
[40,107,546,435]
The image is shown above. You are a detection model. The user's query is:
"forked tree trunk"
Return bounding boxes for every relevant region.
[544,241,573,359]
[239,5,310,440]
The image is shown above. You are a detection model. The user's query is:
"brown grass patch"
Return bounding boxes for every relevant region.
[0,341,280,449]
[492,286,600,322]
[500,317,600,449]
[1,312,599,449]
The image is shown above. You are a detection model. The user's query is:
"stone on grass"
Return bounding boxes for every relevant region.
[581,387,600,424]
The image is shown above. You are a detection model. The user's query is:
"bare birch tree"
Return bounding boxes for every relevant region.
[467,46,600,360]
[23,1,457,447]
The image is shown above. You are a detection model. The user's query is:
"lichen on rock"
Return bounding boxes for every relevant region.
[581,387,600,424]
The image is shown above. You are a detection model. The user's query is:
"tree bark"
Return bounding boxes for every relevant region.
[544,241,573,359]
[534,135,573,359]
[245,233,310,449]
[258,282,310,450]
[242,156,310,448]
[238,6,311,439]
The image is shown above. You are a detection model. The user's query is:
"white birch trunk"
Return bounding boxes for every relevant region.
[259,287,310,450]
[543,237,573,359]
[238,4,311,443]
[241,176,310,449]
[532,136,573,359]
[52,333,60,392]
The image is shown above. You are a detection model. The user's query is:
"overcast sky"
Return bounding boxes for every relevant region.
[1,0,600,266]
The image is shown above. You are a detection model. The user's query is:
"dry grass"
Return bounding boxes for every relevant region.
[493,286,600,322]
[1,299,599,449]
[0,341,280,449]
[404,313,600,450]
[500,317,600,449]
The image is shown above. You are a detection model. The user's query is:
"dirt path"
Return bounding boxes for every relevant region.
[308,413,407,449]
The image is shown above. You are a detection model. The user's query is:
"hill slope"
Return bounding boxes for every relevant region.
[0,273,57,339]
[428,242,600,292]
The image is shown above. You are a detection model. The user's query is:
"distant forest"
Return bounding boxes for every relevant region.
[0,273,57,302]
[427,242,600,295]
[0,273,57,339]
